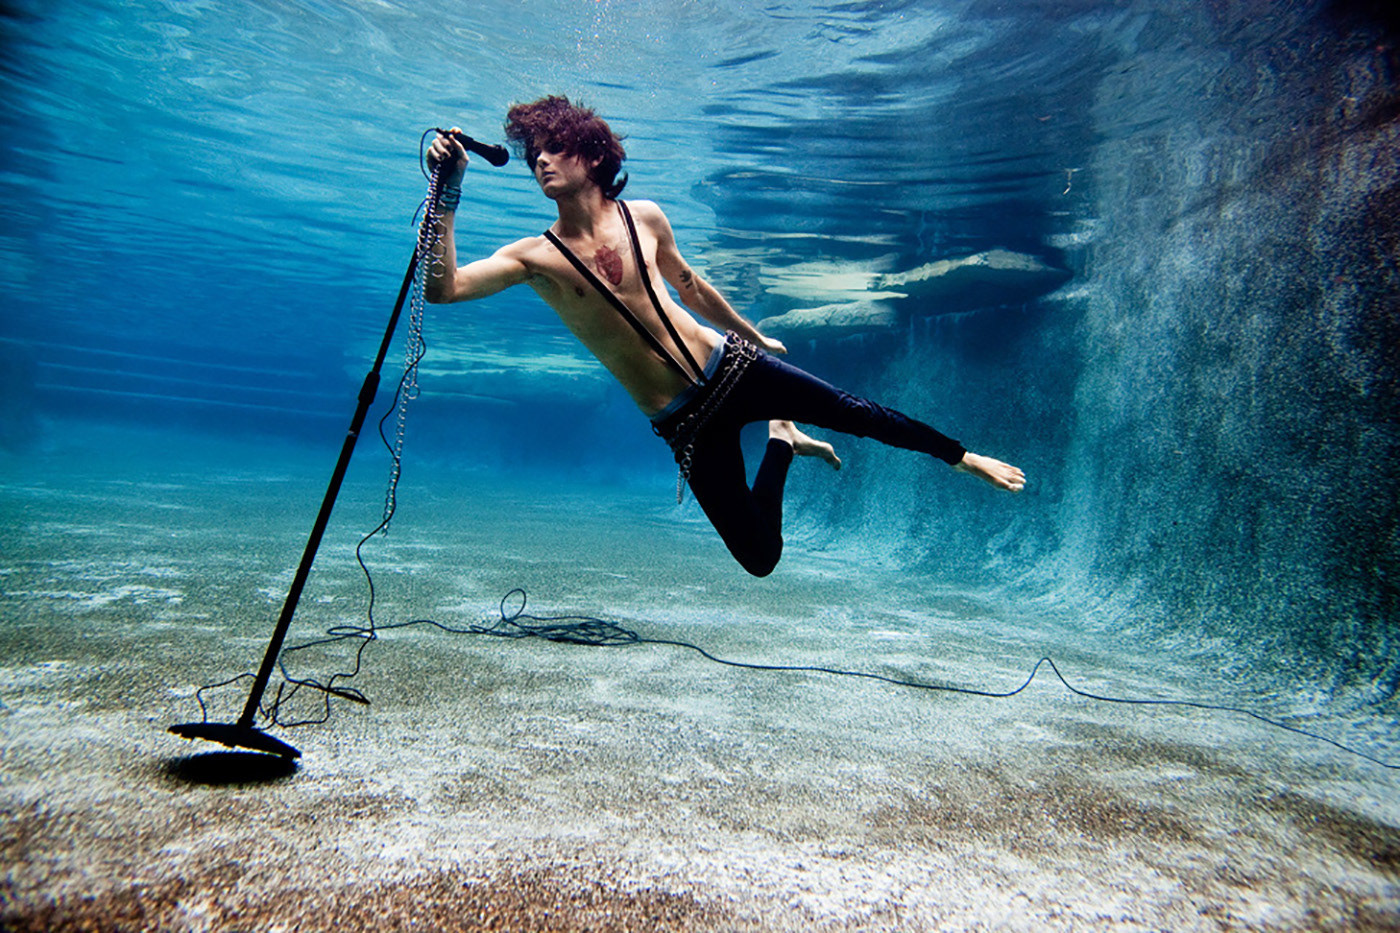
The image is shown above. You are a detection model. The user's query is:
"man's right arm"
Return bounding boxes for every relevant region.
[422,129,531,305]
[423,233,533,304]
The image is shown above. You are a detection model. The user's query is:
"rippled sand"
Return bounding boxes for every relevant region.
[2,427,1397,931]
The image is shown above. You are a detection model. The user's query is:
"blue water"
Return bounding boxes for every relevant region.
[4,0,1398,713]
[2,2,1399,923]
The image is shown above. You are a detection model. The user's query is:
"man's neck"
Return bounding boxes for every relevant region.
[552,186,614,239]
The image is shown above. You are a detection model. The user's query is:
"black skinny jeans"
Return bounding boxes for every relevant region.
[654,346,965,576]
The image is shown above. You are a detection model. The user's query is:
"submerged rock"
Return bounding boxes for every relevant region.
[878,248,1072,315]
[756,300,900,340]
[756,249,1071,339]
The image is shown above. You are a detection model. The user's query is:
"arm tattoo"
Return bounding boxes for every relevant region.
[679,268,696,290]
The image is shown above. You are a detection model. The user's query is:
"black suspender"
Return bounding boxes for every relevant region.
[617,201,706,380]
[543,201,705,386]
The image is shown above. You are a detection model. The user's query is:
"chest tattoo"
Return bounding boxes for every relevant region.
[594,245,624,286]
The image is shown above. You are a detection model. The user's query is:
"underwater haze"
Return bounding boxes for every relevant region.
[2,0,1399,930]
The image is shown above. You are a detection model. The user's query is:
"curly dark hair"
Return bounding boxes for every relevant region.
[505,95,628,199]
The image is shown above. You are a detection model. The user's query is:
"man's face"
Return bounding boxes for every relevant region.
[530,141,595,200]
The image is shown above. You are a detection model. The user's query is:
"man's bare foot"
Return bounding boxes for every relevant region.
[954,451,1025,492]
[770,420,842,470]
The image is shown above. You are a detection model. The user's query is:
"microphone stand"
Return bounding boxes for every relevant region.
[169,148,471,759]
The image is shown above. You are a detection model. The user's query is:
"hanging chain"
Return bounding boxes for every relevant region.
[667,332,760,503]
[381,166,446,529]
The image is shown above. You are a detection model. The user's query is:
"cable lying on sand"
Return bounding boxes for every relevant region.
[187,585,1399,771]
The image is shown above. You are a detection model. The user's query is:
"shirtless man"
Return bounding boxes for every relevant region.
[425,95,1024,576]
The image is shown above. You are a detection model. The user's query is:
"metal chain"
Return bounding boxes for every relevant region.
[668,332,760,503]
[382,167,444,527]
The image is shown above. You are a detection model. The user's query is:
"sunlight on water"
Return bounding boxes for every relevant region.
[4,0,1131,354]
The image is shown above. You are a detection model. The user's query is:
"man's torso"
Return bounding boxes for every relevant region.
[511,202,721,415]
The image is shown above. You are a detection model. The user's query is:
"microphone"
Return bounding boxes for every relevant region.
[434,128,510,167]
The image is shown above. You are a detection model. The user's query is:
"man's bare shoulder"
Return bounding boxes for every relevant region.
[621,199,679,245]
[495,233,552,262]
[493,233,557,276]
[622,198,668,222]
[493,232,572,297]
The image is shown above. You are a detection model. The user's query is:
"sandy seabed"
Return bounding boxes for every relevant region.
[1,426,1397,932]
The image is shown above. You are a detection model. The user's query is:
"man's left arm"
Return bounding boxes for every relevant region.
[640,201,787,355]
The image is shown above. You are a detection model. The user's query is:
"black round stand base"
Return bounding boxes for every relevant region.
[169,722,301,759]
